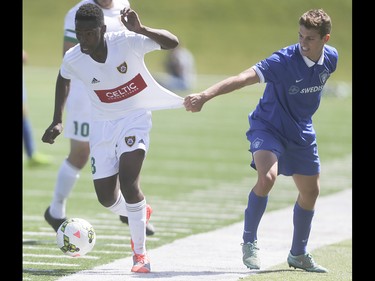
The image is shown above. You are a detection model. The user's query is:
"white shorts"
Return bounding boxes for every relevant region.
[64,79,91,142]
[89,110,152,180]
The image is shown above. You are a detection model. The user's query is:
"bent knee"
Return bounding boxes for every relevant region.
[97,195,116,208]
[258,172,277,188]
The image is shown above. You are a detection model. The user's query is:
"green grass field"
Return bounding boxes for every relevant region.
[23,66,351,281]
[23,0,352,82]
[23,1,352,280]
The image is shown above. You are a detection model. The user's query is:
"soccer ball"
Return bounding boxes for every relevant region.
[56,218,96,257]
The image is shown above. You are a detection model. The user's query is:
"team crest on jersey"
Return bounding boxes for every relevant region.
[125,136,136,147]
[319,69,329,85]
[252,137,264,149]
[117,62,128,74]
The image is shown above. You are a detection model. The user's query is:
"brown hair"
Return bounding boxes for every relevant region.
[299,9,331,38]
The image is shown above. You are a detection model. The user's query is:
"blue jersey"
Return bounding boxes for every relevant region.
[250,43,338,146]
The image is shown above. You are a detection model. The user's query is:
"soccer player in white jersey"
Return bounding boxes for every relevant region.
[184,9,337,273]
[42,4,182,273]
[43,0,156,236]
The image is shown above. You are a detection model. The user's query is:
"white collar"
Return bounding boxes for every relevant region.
[298,44,324,67]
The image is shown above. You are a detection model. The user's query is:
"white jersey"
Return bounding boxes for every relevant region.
[62,0,130,140]
[60,30,183,121]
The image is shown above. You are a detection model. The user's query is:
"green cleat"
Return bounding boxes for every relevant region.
[287,252,328,273]
[27,152,52,167]
[241,241,260,269]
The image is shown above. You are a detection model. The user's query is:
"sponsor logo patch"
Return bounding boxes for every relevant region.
[94,74,147,103]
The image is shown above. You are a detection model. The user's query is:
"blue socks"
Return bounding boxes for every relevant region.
[243,190,268,243]
[242,190,314,256]
[290,202,314,256]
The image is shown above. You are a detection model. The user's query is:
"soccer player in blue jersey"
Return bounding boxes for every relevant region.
[184,9,336,273]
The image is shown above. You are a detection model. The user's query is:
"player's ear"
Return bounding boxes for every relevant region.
[323,34,330,43]
[101,25,107,34]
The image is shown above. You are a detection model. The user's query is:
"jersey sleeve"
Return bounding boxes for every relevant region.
[60,60,74,80]
[64,9,78,44]
[63,0,91,44]
[254,51,288,84]
[107,31,161,57]
[324,45,338,74]
[60,48,77,80]
[129,33,161,56]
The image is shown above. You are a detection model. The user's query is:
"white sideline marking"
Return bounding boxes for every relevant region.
[57,189,352,281]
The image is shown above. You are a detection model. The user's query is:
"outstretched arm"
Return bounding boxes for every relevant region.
[41,72,70,144]
[120,8,179,50]
[184,67,260,112]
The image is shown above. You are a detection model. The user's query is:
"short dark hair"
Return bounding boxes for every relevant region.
[75,3,104,27]
[299,9,331,38]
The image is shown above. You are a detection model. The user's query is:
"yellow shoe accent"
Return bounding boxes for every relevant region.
[27,153,52,167]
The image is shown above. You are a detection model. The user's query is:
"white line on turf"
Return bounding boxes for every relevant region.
[56,188,352,281]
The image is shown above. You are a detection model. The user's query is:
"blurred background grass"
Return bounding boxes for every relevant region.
[22,0,352,83]
[22,1,352,280]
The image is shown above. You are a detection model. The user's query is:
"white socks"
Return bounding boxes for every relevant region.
[106,193,128,217]
[49,159,80,219]
[126,199,147,255]
[107,196,147,254]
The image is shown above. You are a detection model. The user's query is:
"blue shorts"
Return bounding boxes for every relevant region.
[246,126,320,176]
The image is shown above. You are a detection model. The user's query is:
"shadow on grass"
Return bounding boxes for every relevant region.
[255,269,297,274]
[23,239,55,245]
[23,268,77,276]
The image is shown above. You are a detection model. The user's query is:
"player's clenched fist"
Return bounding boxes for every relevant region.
[183,94,205,112]
[42,123,63,144]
